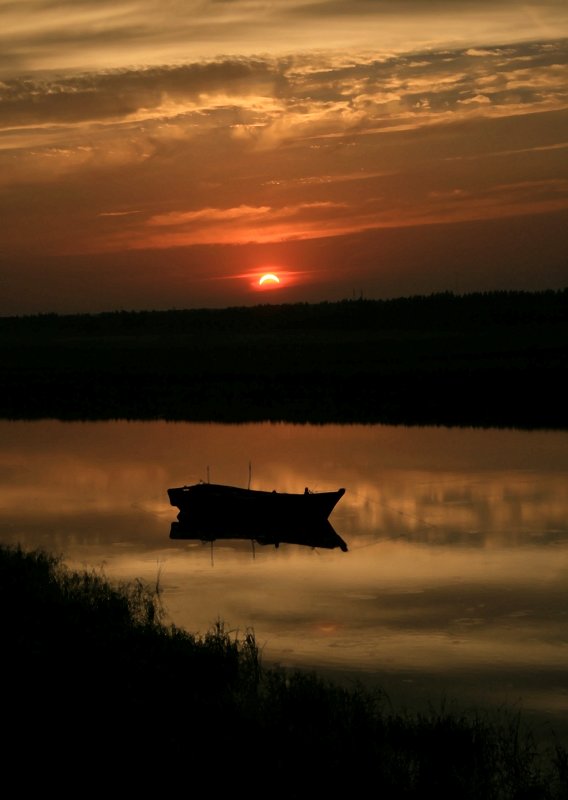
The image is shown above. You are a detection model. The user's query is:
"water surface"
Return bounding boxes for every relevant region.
[1,419,567,741]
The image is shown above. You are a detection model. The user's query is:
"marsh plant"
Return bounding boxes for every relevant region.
[2,543,566,797]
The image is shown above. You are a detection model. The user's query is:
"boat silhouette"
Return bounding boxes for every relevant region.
[167,480,348,551]
[167,482,345,524]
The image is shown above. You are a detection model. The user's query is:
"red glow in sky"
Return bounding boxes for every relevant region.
[0,2,567,314]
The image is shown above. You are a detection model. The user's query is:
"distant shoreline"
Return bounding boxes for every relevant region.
[1,290,566,430]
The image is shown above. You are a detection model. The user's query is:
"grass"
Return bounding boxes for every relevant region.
[2,542,567,797]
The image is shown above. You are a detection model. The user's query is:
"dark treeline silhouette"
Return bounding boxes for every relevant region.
[1,289,566,429]
[2,288,567,336]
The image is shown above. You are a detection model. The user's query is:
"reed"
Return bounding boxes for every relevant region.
[2,542,566,797]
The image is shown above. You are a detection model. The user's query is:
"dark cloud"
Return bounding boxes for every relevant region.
[1,39,564,131]
[0,59,283,126]
[288,0,566,13]
[2,0,566,79]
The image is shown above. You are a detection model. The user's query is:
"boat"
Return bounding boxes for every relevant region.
[167,481,346,527]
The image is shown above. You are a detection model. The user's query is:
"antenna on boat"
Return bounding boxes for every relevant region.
[248,461,252,490]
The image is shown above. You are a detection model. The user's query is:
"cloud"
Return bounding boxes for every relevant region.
[92,175,568,253]
[1,0,566,75]
[1,41,565,151]
[146,200,347,230]
[0,59,281,128]
[0,26,566,269]
[98,209,143,217]
[148,205,273,226]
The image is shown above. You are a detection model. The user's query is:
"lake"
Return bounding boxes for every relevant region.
[2,419,567,743]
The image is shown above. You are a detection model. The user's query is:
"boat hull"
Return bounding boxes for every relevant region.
[167,483,345,527]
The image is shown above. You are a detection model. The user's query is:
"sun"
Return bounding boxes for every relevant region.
[259,273,280,287]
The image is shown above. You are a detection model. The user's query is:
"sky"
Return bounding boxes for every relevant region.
[1,1,567,314]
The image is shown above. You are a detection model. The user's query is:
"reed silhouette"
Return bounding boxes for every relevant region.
[3,543,567,797]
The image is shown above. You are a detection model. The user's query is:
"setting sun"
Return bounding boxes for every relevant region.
[259,273,280,287]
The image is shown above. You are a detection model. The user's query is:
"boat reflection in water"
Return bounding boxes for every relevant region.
[170,517,348,552]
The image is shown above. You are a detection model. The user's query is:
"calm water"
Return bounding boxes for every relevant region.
[2,419,567,740]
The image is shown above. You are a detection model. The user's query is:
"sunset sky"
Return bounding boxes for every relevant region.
[1,1,567,314]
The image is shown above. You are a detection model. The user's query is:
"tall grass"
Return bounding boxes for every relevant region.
[2,542,566,797]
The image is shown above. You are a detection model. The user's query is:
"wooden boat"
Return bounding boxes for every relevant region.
[167,482,346,527]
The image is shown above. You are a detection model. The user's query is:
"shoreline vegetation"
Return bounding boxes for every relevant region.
[3,542,567,797]
[1,288,567,429]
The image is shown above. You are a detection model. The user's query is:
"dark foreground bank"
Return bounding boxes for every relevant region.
[1,289,566,429]
[2,542,567,797]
